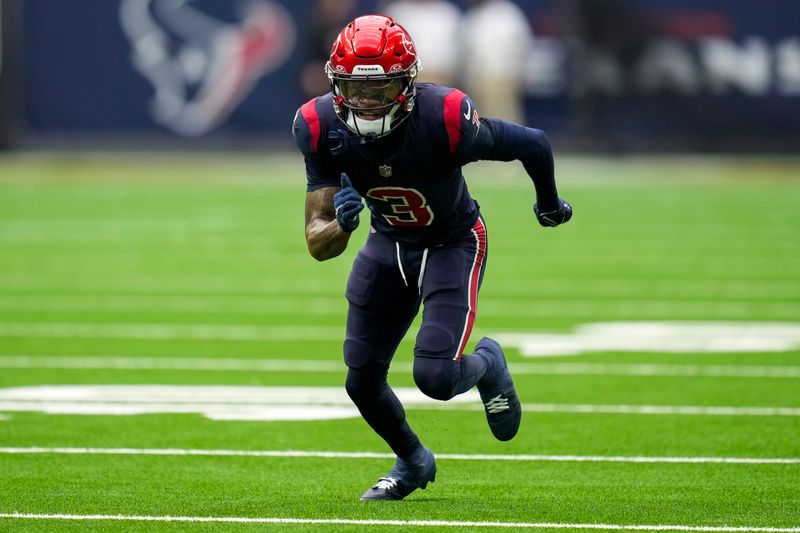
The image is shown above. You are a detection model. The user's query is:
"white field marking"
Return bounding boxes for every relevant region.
[0,385,479,421]
[496,322,800,356]
[508,363,800,378]
[0,385,798,419]
[1,295,798,320]
[9,226,797,243]
[0,295,345,315]
[416,404,800,417]
[1,277,798,299]
[3,321,800,356]
[0,322,345,341]
[2,356,800,379]
[1,447,798,465]
[0,278,337,296]
[2,232,798,263]
[562,405,800,417]
[0,514,798,532]
[0,233,275,244]
[0,356,348,373]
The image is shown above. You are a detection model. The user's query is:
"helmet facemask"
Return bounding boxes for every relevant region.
[326,62,420,138]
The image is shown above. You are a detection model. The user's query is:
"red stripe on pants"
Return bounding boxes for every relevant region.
[454,217,487,360]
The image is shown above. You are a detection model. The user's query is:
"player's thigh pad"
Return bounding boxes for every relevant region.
[422,247,468,294]
[414,242,486,361]
[345,254,379,308]
[344,247,419,369]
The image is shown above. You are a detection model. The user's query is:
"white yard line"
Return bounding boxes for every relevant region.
[1,356,799,378]
[409,403,800,417]
[0,447,798,464]
[0,295,346,315]
[3,321,800,357]
[510,363,800,378]
[0,513,797,531]
[2,400,798,418]
[0,323,344,341]
[2,294,797,317]
[0,356,347,372]
[516,404,800,417]
[0,277,797,299]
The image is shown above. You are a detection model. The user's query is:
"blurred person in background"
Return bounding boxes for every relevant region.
[300,0,357,98]
[293,15,572,501]
[382,0,462,86]
[0,0,19,148]
[556,0,649,144]
[461,0,533,123]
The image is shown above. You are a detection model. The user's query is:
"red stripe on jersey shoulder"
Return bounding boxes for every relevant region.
[300,98,321,153]
[443,89,466,155]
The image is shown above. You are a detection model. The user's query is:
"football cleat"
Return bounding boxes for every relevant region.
[360,446,436,501]
[475,337,522,441]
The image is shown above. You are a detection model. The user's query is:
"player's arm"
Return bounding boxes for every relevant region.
[293,102,363,260]
[305,174,364,261]
[304,186,352,261]
[451,93,571,227]
[469,119,572,226]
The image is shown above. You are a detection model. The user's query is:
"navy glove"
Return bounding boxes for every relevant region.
[534,198,573,227]
[333,173,364,233]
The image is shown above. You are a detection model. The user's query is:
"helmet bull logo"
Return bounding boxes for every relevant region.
[119,0,296,136]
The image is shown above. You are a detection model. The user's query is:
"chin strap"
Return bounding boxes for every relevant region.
[328,129,377,156]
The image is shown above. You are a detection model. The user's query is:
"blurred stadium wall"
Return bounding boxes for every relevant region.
[0,0,21,148]
[3,0,799,152]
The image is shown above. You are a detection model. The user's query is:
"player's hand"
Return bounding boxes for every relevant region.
[534,198,573,227]
[333,173,364,233]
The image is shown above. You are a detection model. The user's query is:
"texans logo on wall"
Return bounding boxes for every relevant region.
[119,0,296,136]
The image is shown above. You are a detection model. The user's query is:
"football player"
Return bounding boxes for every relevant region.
[292,14,572,501]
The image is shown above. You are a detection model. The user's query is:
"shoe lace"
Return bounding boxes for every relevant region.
[373,477,398,490]
[485,394,510,414]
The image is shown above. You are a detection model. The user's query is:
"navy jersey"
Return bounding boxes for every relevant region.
[293,83,488,248]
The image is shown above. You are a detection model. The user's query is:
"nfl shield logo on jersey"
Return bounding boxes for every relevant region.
[379,164,393,178]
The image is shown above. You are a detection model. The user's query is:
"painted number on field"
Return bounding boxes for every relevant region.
[0,386,479,421]
[494,321,800,357]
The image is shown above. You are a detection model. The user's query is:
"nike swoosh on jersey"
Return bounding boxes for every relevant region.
[463,100,471,121]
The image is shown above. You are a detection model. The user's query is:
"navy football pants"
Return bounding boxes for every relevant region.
[343,216,490,458]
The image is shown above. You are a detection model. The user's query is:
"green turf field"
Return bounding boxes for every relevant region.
[0,152,798,532]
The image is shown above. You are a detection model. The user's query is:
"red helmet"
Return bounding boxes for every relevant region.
[325,15,421,137]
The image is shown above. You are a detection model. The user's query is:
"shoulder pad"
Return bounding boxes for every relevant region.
[443,89,483,155]
[292,98,322,154]
[443,89,467,154]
